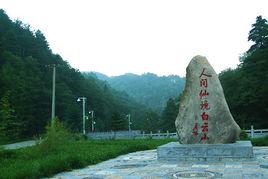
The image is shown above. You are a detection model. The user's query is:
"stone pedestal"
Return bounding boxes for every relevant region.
[157,141,253,162]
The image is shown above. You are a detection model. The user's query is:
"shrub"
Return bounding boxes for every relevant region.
[251,135,268,146]
[0,147,15,159]
[239,130,250,140]
[37,117,70,153]
[0,138,175,178]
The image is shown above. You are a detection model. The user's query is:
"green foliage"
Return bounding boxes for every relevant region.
[248,16,268,52]
[219,15,268,129]
[37,118,70,153]
[89,72,185,112]
[0,139,175,178]
[0,146,15,159]
[143,110,161,132]
[0,9,149,142]
[239,131,250,140]
[160,97,180,132]
[251,135,268,146]
[0,91,22,142]
[111,112,126,131]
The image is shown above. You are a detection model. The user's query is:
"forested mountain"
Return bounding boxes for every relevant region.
[87,72,185,112]
[219,16,268,129]
[0,9,154,143]
[160,16,268,131]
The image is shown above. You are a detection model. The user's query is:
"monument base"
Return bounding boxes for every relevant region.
[157,141,253,162]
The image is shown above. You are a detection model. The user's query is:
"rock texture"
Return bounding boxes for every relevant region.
[175,55,241,144]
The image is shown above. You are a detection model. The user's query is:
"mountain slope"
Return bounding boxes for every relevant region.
[88,72,185,111]
[0,9,151,141]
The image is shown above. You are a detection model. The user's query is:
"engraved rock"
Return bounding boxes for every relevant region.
[175,55,241,144]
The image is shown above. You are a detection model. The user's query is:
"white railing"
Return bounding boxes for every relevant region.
[88,127,268,139]
[245,125,268,138]
[139,131,177,139]
[87,130,178,139]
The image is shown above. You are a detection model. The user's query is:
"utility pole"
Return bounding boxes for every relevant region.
[46,64,57,127]
[77,97,87,135]
[51,64,56,121]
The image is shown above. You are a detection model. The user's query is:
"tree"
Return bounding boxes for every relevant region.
[110,112,125,131]
[219,15,268,129]
[143,110,160,132]
[0,92,22,141]
[160,98,179,132]
[248,16,268,52]
[0,9,152,142]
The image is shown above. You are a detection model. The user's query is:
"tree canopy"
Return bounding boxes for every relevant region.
[248,16,268,52]
[0,9,153,142]
[219,15,268,129]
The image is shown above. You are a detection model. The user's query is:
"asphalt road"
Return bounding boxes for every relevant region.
[2,140,37,149]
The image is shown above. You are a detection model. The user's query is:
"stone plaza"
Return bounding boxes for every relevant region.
[51,56,267,179]
[52,146,268,178]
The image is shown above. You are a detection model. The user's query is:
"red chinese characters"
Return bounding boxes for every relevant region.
[199,90,209,99]
[192,123,198,136]
[201,133,209,140]
[192,68,212,141]
[199,68,212,141]
[200,100,210,110]
[200,79,208,88]
[201,112,209,121]
[201,122,208,132]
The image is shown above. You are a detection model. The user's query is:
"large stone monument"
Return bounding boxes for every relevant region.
[157,56,253,162]
[175,55,241,144]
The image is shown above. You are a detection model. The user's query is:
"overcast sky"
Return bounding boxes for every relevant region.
[1,0,267,77]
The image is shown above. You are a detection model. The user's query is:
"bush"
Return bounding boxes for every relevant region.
[251,135,268,146]
[0,147,15,159]
[239,130,250,140]
[0,121,176,179]
[37,117,70,153]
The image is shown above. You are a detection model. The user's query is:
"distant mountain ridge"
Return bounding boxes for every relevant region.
[86,72,185,111]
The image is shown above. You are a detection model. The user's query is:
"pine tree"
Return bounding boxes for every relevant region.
[248,16,268,52]
[0,92,22,141]
[160,98,179,132]
[111,112,125,131]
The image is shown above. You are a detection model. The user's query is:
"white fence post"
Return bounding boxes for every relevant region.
[251,125,254,138]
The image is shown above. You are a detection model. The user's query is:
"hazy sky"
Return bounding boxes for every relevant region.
[1,0,267,76]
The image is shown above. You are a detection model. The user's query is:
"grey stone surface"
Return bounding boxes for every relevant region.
[51,146,268,179]
[175,55,241,144]
[157,141,254,162]
[3,140,37,149]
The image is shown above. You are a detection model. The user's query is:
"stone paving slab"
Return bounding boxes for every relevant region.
[51,147,268,179]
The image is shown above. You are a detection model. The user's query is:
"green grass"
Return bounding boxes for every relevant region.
[240,131,268,146]
[251,135,268,146]
[0,139,175,179]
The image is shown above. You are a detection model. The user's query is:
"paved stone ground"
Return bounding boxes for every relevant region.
[51,147,268,179]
